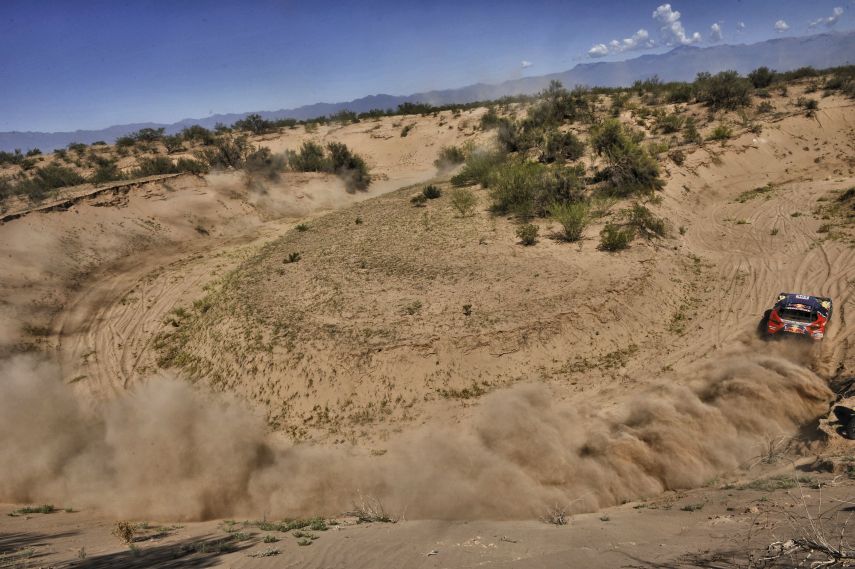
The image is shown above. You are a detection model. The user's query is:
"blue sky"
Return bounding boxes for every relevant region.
[1,0,852,132]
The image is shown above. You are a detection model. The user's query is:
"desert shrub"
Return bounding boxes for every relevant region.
[708,123,733,141]
[610,92,630,116]
[549,201,589,241]
[668,149,685,165]
[286,141,370,191]
[626,203,667,238]
[132,128,165,143]
[668,83,693,103]
[434,145,467,169]
[325,142,370,191]
[131,156,208,177]
[796,97,819,116]
[748,66,776,89]
[590,119,663,196]
[422,185,442,199]
[489,159,545,219]
[450,188,477,217]
[89,161,125,184]
[115,135,136,148]
[526,81,591,127]
[25,148,41,157]
[31,163,85,188]
[195,135,254,169]
[0,149,24,166]
[599,223,634,251]
[541,130,585,163]
[694,70,751,110]
[516,223,539,245]
[480,107,501,130]
[656,113,684,134]
[162,135,185,153]
[92,140,107,146]
[410,193,427,206]
[331,109,358,124]
[683,117,702,144]
[756,101,775,114]
[451,150,505,187]
[67,142,88,155]
[244,147,287,181]
[181,125,215,145]
[400,124,414,137]
[288,141,326,172]
[233,113,275,134]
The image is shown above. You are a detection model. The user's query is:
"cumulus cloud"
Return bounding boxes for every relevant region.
[520,60,533,69]
[809,6,844,28]
[774,19,790,33]
[587,29,653,58]
[709,22,723,42]
[652,3,702,45]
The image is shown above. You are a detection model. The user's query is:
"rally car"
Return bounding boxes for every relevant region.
[765,292,833,341]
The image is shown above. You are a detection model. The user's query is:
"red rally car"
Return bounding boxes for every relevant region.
[766,293,833,341]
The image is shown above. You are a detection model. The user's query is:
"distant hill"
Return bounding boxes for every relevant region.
[3,31,853,152]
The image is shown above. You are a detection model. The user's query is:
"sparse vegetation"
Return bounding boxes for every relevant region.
[549,201,589,242]
[450,187,477,217]
[599,223,634,251]
[516,223,539,245]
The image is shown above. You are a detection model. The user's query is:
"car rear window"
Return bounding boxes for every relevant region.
[780,307,815,323]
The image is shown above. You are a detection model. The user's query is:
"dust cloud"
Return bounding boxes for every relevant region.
[0,343,831,521]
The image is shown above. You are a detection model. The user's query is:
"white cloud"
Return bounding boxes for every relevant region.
[809,6,844,28]
[652,4,701,46]
[774,19,790,33]
[521,60,533,69]
[737,21,746,31]
[588,43,610,58]
[586,29,653,58]
[709,22,723,42]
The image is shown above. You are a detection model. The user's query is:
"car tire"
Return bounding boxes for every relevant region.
[847,418,855,440]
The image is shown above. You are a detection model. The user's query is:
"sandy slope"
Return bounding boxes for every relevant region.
[1,95,854,566]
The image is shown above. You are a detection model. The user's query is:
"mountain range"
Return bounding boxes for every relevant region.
[3,31,853,153]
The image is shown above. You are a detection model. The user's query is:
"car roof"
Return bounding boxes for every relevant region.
[777,293,829,314]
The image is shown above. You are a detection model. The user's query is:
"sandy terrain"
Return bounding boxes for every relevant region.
[1,89,854,567]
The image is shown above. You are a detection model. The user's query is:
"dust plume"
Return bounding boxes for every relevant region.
[0,343,832,521]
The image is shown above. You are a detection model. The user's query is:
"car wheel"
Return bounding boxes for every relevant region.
[847,418,855,440]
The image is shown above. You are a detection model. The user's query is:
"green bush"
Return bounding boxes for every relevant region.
[422,185,442,199]
[590,119,663,197]
[489,159,544,219]
[796,97,819,116]
[162,135,185,153]
[89,161,125,184]
[0,149,24,166]
[181,125,215,145]
[245,147,287,181]
[683,117,702,144]
[549,201,589,242]
[434,145,466,169]
[195,135,254,169]
[516,223,539,245]
[450,150,505,187]
[694,71,752,110]
[656,113,684,134]
[541,130,585,163]
[756,101,775,114]
[626,203,667,238]
[668,83,693,103]
[709,123,733,141]
[599,223,634,251]
[480,107,501,130]
[233,114,275,134]
[288,141,326,172]
[748,66,776,89]
[130,156,208,177]
[450,188,478,217]
[400,124,414,137]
